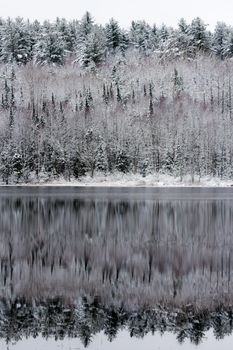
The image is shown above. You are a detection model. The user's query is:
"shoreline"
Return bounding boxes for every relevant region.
[1,173,233,188]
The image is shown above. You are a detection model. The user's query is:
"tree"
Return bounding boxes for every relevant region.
[116,149,131,173]
[130,21,151,52]
[0,17,34,64]
[223,29,233,58]
[34,26,66,65]
[78,12,94,41]
[178,18,189,34]
[77,29,106,68]
[96,139,108,174]
[55,18,77,52]
[188,17,210,52]
[71,151,86,178]
[159,24,170,43]
[105,19,122,53]
[149,24,159,50]
[172,68,184,97]
[212,22,229,59]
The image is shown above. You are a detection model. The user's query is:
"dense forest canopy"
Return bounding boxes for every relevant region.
[0,13,233,64]
[0,14,233,183]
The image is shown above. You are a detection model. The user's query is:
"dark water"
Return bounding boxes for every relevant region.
[1,186,233,349]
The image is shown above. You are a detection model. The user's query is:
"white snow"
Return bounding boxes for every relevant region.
[2,172,233,187]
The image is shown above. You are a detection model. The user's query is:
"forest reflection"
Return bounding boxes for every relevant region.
[0,189,233,309]
[1,298,233,346]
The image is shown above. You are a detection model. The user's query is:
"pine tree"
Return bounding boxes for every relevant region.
[119,31,129,53]
[105,19,122,53]
[159,24,170,42]
[212,22,229,59]
[223,29,233,58]
[96,139,108,174]
[12,152,23,182]
[178,18,189,34]
[78,29,105,68]
[79,12,94,41]
[149,25,159,50]
[173,68,184,97]
[71,150,86,178]
[116,149,130,173]
[0,17,33,64]
[55,18,77,52]
[34,26,66,65]
[130,21,151,52]
[188,17,210,52]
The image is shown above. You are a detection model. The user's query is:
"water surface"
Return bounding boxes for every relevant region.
[0,187,233,348]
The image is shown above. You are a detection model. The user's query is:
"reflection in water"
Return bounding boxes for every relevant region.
[2,330,233,350]
[0,188,233,307]
[0,187,233,346]
[0,298,233,346]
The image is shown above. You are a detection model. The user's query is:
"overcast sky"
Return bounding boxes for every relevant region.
[1,0,233,30]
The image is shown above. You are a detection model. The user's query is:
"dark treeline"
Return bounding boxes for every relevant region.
[1,298,233,346]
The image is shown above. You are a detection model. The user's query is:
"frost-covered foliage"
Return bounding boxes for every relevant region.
[0,55,233,183]
[0,192,233,310]
[2,14,233,65]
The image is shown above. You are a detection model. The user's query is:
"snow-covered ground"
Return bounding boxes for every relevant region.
[2,172,233,187]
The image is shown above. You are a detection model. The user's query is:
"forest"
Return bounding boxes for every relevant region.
[0,13,233,183]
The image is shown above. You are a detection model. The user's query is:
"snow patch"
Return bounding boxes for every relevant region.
[2,172,233,187]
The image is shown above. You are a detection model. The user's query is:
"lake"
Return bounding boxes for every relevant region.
[0,187,233,349]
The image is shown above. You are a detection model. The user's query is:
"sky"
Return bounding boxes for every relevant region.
[1,0,233,30]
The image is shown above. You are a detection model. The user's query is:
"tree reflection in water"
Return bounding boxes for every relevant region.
[0,298,233,347]
[0,189,233,345]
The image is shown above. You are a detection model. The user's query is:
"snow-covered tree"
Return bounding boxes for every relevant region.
[55,18,77,53]
[188,17,210,52]
[34,26,66,65]
[223,29,233,58]
[78,11,94,42]
[105,19,122,53]
[178,18,189,34]
[77,28,106,68]
[0,17,34,64]
[212,22,229,59]
[130,21,151,52]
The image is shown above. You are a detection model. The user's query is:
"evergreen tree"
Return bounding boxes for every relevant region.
[0,17,33,64]
[96,139,108,173]
[188,17,210,52]
[119,31,130,53]
[34,26,66,65]
[78,29,106,68]
[173,68,184,97]
[116,149,130,173]
[78,12,94,41]
[105,19,122,53]
[71,150,86,178]
[149,24,159,50]
[212,22,229,59]
[130,21,151,52]
[159,24,170,43]
[223,29,233,58]
[55,18,77,52]
[178,18,189,34]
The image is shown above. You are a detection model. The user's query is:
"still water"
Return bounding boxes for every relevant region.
[1,186,233,349]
